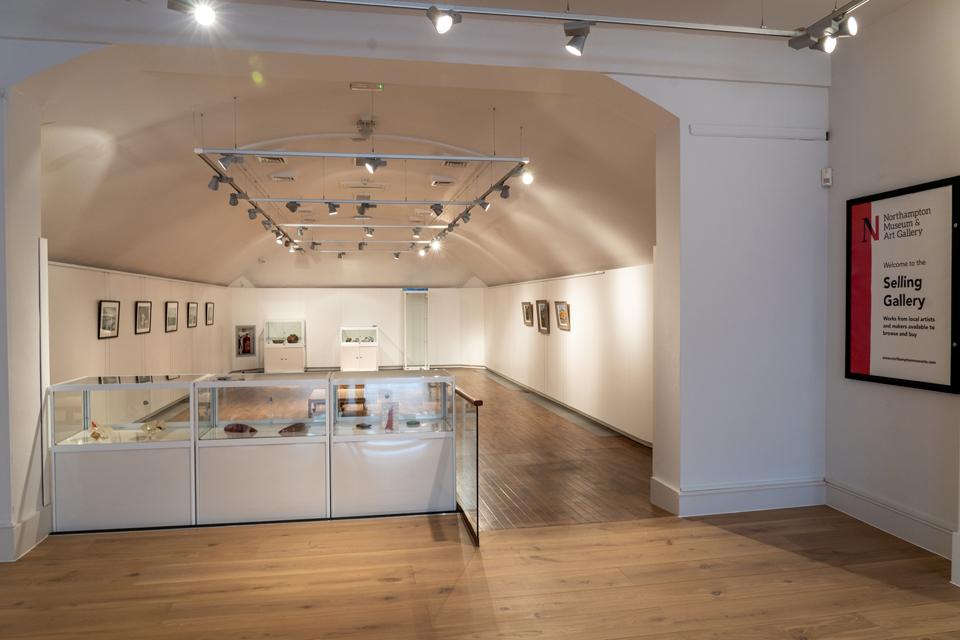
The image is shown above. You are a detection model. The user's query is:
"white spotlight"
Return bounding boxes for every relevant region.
[479,200,491,212]
[412,227,422,239]
[418,247,427,257]
[363,157,386,174]
[193,3,216,26]
[365,227,375,238]
[426,6,461,34]
[815,34,838,53]
[288,244,296,254]
[327,203,340,216]
[430,238,441,252]
[393,252,400,261]
[521,168,534,185]
[563,21,592,56]
[837,15,858,37]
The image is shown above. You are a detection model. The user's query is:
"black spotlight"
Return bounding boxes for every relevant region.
[499,185,511,199]
[228,193,239,207]
[286,201,300,213]
[430,203,444,216]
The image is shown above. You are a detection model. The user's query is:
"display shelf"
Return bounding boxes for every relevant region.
[266,319,305,345]
[340,326,378,344]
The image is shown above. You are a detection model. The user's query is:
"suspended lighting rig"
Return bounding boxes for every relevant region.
[195,146,529,258]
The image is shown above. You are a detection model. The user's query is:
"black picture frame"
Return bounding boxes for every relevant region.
[165,301,179,333]
[205,302,215,326]
[134,301,152,335]
[845,175,960,393]
[521,302,534,326]
[555,301,571,331]
[98,300,120,339]
[536,299,550,335]
[187,302,198,328]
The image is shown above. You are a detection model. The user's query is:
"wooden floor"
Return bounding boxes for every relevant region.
[450,368,659,530]
[2,508,958,639]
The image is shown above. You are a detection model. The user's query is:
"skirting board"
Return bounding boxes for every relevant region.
[651,475,825,517]
[0,506,52,562]
[826,480,953,560]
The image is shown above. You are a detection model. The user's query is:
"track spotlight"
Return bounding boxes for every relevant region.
[814,34,838,53]
[412,227,422,239]
[208,175,224,191]
[327,202,340,216]
[461,212,471,224]
[284,239,292,248]
[393,252,401,261]
[193,3,216,26]
[218,153,242,171]
[363,157,387,174]
[364,227,375,238]
[478,199,491,212]
[499,185,511,199]
[288,244,297,253]
[298,226,306,237]
[356,203,376,218]
[836,15,858,37]
[426,6,461,34]
[275,232,284,245]
[286,201,300,213]
[418,247,427,257]
[261,219,272,230]
[359,241,367,251]
[228,193,239,207]
[564,21,593,56]
[430,203,444,216]
[338,252,346,259]
[521,168,535,185]
[248,208,258,220]
[446,222,456,232]
[310,241,322,251]
[430,238,441,252]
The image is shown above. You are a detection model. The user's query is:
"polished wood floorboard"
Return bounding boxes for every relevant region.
[2,508,958,639]
[448,368,659,530]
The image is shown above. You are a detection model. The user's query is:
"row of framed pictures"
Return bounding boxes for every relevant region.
[97,300,215,339]
[522,299,570,334]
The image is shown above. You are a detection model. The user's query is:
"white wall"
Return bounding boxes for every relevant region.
[483,266,654,444]
[229,287,484,371]
[617,75,830,515]
[827,0,960,561]
[48,264,233,383]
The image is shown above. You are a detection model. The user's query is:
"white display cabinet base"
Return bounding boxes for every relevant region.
[264,345,306,374]
[331,435,455,518]
[197,440,327,524]
[53,446,193,532]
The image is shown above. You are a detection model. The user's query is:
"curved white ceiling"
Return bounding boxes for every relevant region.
[22,44,674,287]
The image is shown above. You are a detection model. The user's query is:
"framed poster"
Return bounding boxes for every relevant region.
[134,301,152,335]
[521,302,534,326]
[536,299,550,334]
[165,301,179,333]
[236,325,256,357]
[555,301,571,331]
[205,302,215,326]
[846,176,960,392]
[97,300,120,339]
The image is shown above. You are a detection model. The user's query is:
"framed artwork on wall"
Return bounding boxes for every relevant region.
[555,301,571,331]
[97,300,120,339]
[187,302,198,328]
[236,325,256,357]
[165,301,179,333]
[521,302,534,326]
[205,302,215,326]
[134,301,152,335]
[98,376,119,384]
[536,299,550,334]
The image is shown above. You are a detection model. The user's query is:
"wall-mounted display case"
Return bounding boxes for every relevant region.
[195,374,328,524]
[49,375,204,532]
[340,326,379,372]
[330,370,455,517]
[264,319,306,373]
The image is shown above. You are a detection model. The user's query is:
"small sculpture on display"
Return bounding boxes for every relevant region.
[406,419,422,429]
[356,422,372,430]
[88,420,107,442]
[139,419,166,440]
[279,422,308,436]
[286,334,300,344]
[384,405,395,432]
[361,335,374,343]
[224,423,258,437]
[271,339,285,344]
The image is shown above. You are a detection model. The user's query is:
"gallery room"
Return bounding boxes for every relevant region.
[1,0,960,638]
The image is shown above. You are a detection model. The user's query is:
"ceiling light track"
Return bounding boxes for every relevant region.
[286,0,799,37]
[280,223,448,229]
[249,198,482,206]
[197,147,528,164]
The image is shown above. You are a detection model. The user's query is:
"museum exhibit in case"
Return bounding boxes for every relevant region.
[330,370,455,517]
[49,375,202,532]
[340,326,379,372]
[195,374,328,524]
[264,319,306,373]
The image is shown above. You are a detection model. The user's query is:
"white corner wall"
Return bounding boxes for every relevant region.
[827,0,960,561]
[483,266,654,444]
[47,264,233,382]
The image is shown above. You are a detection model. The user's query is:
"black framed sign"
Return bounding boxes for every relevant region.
[846,176,960,392]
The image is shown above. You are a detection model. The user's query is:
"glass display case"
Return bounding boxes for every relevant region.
[49,375,203,532]
[265,319,306,373]
[340,326,378,344]
[340,326,379,372]
[329,370,455,517]
[194,374,329,524]
[266,319,305,345]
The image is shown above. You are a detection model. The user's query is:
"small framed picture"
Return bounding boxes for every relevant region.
[98,376,119,385]
[187,302,198,328]
[521,302,534,327]
[236,325,256,357]
[134,301,152,335]
[98,300,120,339]
[135,375,154,384]
[536,299,550,335]
[205,302,215,326]
[165,301,179,333]
[555,301,571,331]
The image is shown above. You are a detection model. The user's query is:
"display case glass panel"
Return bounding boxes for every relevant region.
[340,327,378,344]
[266,319,305,346]
[50,376,202,446]
[331,371,453,436]
[197,374,327,440]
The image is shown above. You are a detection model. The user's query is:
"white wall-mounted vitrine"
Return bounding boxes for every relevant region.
[340,326,379,372]
[264,319,306,373]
